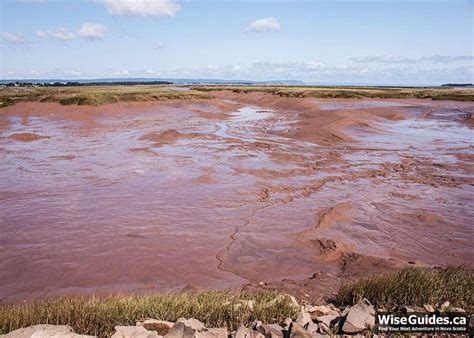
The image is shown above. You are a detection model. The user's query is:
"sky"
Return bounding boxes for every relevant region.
[0,0,473,85]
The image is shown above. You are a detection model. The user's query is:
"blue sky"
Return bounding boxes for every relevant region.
[0,0,472,85]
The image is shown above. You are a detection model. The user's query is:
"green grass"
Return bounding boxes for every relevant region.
[0,86,213,107]
[193,85,474,101]
[336,267,474,311]
[0,291,296,337]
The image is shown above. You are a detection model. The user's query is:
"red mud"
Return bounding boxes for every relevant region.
[0,94,473,303]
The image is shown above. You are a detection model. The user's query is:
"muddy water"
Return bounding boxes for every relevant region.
[0,98,473,302]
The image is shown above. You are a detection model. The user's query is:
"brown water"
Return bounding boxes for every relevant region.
[0,98,473,302]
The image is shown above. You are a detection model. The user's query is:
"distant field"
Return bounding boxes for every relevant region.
[193,85,474,101]
[0,86,212,107]
[1,85,474,108]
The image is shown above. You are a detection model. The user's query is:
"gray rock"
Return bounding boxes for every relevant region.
[307,305,339,317]
[257,324,284,338]
[440,301,450,312]
[315,315,338,329]
[176,318,205,332]
[423,304,435,313]
[288,322,311,338]
[2,325,95,338]
[234,325,250,338]
[112,326,161,338]
[295,308,312,327]
[341,299,375,333]
[196,328,227,338]
[136,320,174,336]
[251,320,262,331]
[249,331,265,338]
[304,322,319,334]
[164,322,195,338]
[282,318,293,331]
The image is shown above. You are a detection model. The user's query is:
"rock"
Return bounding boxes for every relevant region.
[234,325,250,338]
[251,320,262,331]
[295,308,312,327]
[288,322,311,338]
[403,306,415,313]
[315,315,338,329]
[307,305,339,318]
[423,304,435,313]
[196,328,227,338]
[249,331,265,338]
[439,301,450,312]
[112,326,160,338]
[341,299,375,333]
[310,334,328,338]
[282,318,293,330]
[165,322,195,338]
[137,320,174,336]
[450,307,466,313]
[2,325,95,338]
[257,324,284,338]
[176,318,206,332]
[304,322,319,334]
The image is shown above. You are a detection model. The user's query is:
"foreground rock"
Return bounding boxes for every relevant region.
[3,298,466,338]
[1,325,95,338]
[340,299,375,333]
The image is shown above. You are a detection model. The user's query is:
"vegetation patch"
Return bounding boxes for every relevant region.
[0,291,296,337]
[0,86,213,107]
[336,266,474,312]
[193,85,474,101]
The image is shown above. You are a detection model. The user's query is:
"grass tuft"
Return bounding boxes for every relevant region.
[0,291,296,337]
[336,266,474,311]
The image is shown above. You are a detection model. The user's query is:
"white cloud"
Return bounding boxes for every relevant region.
[1,32,27,45]
[351,55,474,64]
[112,70,131,77]
[36,23,106,41]
[94,0,180,17]
[247,17,281,33]
[77,23,107,40]
[153,42,165,50]
[36,28,76,41]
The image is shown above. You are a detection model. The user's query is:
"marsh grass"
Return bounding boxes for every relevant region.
[0,86,213,107]
[0,291,296,337]
[336,267,474,311]
[194,85,474,101]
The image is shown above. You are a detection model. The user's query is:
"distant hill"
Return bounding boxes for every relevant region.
[441,83,473,87]
[0,78,305,86]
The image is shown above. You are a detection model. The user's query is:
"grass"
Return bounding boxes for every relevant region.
[0,86,213,107]
[193,85,474,101]
[0,291,296,337]
[336,266,474,312]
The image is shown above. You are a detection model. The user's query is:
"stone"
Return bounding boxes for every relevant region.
[295,308,312,327]
[403,306,415,313]
[251,320,262,331]
[423,304,435,313]
[196,328,227,338]
[439,301,450,312]
[176,318,205,332]
[2,325,95,338]
[308,305,339,318]
[450,307,466,313]
[112,326,160,338]
[234,325,250,338]
[257,324,284,338]
[281,318,292,331]
[249,331,265,338]
[304,322,319,334]
[341,299,375,333]
[288,322,311,338]
[136,320,174,336]
[164,322,195,338]
[315,315,338,329]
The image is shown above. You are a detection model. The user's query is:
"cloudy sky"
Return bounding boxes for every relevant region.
[0,0,472,85]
